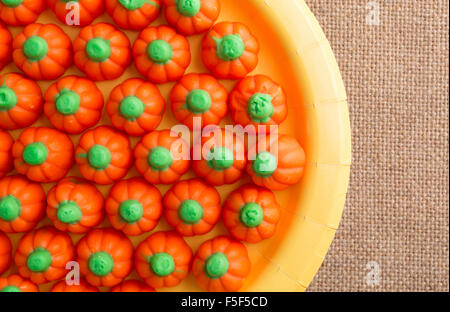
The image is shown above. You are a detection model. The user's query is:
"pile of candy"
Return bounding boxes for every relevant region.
[0,0,305,292]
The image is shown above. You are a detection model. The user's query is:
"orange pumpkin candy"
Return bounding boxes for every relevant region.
[0,0,46,26]
[0,130,13,178]
[48,0,104,27]
[76,228,134,287]
[0,231,12,274]
[13,127,74,183]
[14,226,75,284]
[0,175,46,233]
[247,134,305,190]
[192,235,251,292]
[202,21,259,80]
[0,274,38,292]
[106,78,165,136]
[106,0,161,31]
[192,128,246,186]
[135,231,192,289]
[133,25,191,84]
[110,280,156,292]
[163,0,220,36]
[229,75,288,132]
[47,177,105,234]
[0,22,12,70]
[74,23,132,81]
[50,279,99,292]
[223,184,280,243]
[170,73,228,130]
[75,126,133,185]
[0,73,43,130]
[13,23,72,80]
[105,177,163,236]
[44,76,104,134]
[163,178,221,236]
[134,130,190,185]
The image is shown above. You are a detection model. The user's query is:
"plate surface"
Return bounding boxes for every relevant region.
[1,0,350,292]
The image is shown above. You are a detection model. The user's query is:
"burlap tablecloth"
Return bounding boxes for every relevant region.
[304,1,449,292]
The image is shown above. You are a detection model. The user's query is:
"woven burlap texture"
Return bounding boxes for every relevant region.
[305,0,449,292]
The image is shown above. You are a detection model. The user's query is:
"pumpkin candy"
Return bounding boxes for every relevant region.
[73,23,132,81]
[110,280,156,292]
[0,130,13,178]
[192,235,251,292]
[192,128,246,186]
[106,0,161,30]
[48,0,104,27]
[0,73,43,130]
[134,130,190,185]
[76,228,134,287]
[44,76,105,135]
[223,184,280,243]
[0,231,12,274]
[0,274,38,292]
[133,25,191,84]
[163,0,220,36]
[13,23,72,81]
[106,78,165,136]
[170,73,228,130]
[0,22,11,70]
[47,177,105,234]
[15,226,75,284]
[229,75,288,132]
[135,231,192,289]
[163,178,221,236]
[75,126,133,185]
[201,21,259,80]
[105,177,163,236]
[247,134,305,190]
[13,127,74,183]
[0,0,46,26]
[50,279,99,292]
[0,175,46,233]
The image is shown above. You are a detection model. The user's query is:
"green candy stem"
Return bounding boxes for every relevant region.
[27,248,52,273]
[55,89,81,116]
[86,38,111,62]
[57,201,82,224]
[206,147,234,171]
[0,86,17,111]
[176,0,201,17]
[148,147,173,171]
[149,253,175,277]
[214,34,245,61]
[23,142,49,166]
[252,151,277,177]
[1,0,23,8]
[247,93,274,123]
[23,36,48,62]
[119,96,145,121]
[1,286,21,292]
[0,195,21,222]
[178,199,203,225]
[147,40,173,65]
[88,145,111,170]
[204,252,229,279]
[89,252,114,277]
[186,89,211,114]
[239,202,264,228]
[119,0,157,10]
[119,199,143,223]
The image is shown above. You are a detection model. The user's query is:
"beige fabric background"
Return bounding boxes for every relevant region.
[304,1,449,291]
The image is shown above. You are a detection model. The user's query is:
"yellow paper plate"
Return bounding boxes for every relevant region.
[1,0,350,292]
